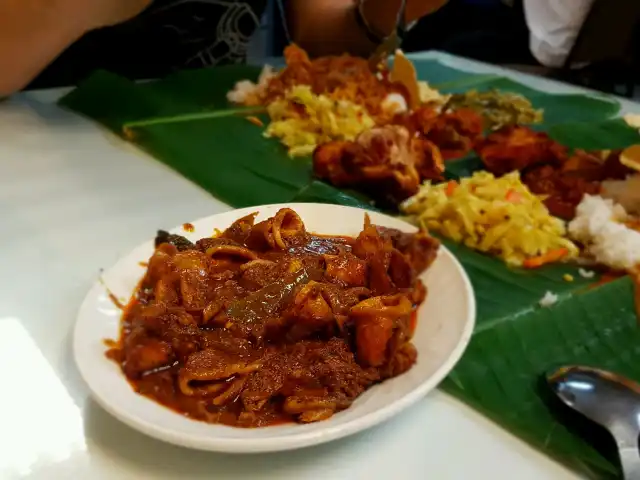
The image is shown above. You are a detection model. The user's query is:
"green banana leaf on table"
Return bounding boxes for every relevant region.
[60,56,640,478]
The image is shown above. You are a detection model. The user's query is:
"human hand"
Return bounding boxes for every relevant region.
[405,0,449,22]
[362,0,449,37]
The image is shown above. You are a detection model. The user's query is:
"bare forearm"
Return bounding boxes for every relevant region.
[0,1,91,97]
[287,0,375,57]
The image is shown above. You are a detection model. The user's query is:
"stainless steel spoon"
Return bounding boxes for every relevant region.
[547,365,640,479]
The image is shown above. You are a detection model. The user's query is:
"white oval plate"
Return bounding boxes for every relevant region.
[74,203,475,453]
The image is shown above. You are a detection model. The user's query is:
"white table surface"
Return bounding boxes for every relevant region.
[1,51,635,480]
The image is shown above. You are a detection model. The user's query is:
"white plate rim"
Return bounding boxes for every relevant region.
[73,203,476,453]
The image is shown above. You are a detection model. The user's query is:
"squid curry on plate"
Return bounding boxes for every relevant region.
[106,208,439,427]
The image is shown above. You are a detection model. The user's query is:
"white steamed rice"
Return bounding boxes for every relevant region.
[568,194,640,270]
[227,65,276,105]
[539,291,558,307]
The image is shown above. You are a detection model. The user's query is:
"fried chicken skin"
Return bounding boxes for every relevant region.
[313,125,444,205]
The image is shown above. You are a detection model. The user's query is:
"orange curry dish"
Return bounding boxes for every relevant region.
[263,45,401,119]
[106,208,439,427]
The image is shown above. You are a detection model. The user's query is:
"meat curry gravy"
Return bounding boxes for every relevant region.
[106,208,439,427]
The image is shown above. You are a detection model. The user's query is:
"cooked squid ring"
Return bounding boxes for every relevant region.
[272,208,306,249]
[298,408,335,423]
[350,294,413,367]
[283,396,337,414]
[205,245,258,262]
[178,378,228,397]
[212,376,248,406]
[178,349,262,396]
[179,375,248,403]
[239,259,276,271]
[242,396,269,413]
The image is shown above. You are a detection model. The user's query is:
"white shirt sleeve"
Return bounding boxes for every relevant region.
[523,0,596,68]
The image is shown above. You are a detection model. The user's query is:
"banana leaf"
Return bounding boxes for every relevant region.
[59,59,627,209]
[442,273,639,479]
[127,114,311,208]
[60,56,622,130]
[59,58,640,477]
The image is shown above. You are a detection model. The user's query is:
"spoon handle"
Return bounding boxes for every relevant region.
[613,425,640,480]
[619,447,640,480]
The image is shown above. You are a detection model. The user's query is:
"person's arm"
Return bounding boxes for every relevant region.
[523,0,595,68]
[0,0,151,97]
[286,0,449,57]
[0,1,88,97]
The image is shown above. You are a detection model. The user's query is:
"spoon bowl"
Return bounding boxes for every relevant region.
[547,365,640,479]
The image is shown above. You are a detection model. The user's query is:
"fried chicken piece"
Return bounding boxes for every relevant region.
[313,125,444,205]
[476,127,635,220]
[523,164,601,219]
[313,140,355,185]
[354,126,422,200]
[395,107,484,161]
[539,149,632,219]
[398,104,439,133]
[601,149,634,180]
[423,108,485,160]
[414,137,445,180]
[560,149,607,181]
[476,125,568,175]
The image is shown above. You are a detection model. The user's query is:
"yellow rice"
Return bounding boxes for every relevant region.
[264,85,374,157]
[400,171,579,266]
